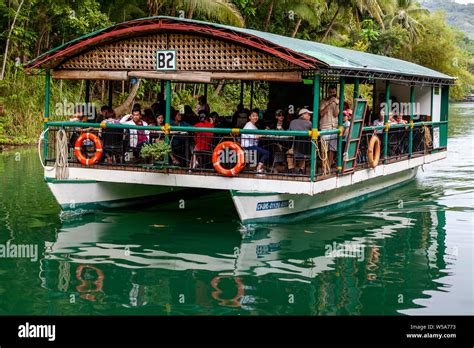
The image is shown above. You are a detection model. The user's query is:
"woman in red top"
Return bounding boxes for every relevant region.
[191,113,214,168]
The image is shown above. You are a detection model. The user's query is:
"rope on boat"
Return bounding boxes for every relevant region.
[313,137,330,176]
[37,128,69,179]
[421,125,432,152]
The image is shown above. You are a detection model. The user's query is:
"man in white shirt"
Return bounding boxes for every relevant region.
[241,109,269,173]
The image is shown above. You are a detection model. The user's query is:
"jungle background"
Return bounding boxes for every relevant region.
[0,0,472,144]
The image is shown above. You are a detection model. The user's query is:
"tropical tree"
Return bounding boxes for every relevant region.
[147,0,245,27]
[385,0,429,42]
[1,0,25,80]
[288,0,326,38]
[321,0,388,42]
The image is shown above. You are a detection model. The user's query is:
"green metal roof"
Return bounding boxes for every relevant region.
[26,15,454,83]
[183,16,454,81]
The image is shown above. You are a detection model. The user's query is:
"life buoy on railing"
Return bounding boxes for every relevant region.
[367,135,381,168]
[211,276,245,308]
[74,133,103,165]
[76,265,104,302]
[212,141,246,177]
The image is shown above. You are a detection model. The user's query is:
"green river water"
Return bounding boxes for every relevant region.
[0,103,472,315]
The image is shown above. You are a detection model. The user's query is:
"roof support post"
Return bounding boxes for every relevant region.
[310,73,320,182]
[164,80,171,164]
[250,81,254,110]
[108,80,113,107]
[337,77,345,174]
[85,80,90,104]
[43,69,51,162]
[384,80,391,163]
[409,85,415,158]
[353,78,359,101]
[240,81,244,106]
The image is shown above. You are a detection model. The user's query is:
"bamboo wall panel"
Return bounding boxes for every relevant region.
[59,33,298,71]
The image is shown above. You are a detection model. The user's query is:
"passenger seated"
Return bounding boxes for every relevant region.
[287,108,312,174]
[169,111,190,166]
[191,113,214,168]
[120,107,150,159]
[373,110,385,134]
[388,112,397,124]
[142,108,157,126]
[396,114,407,124]
[241,109,269,174]
[183,105,198,125]
[270,109,289,131]
[196,95,210,115]
[171,111,190,127]
[232,104,249,128]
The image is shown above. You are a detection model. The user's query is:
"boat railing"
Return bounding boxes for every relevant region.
[43,121,445,181]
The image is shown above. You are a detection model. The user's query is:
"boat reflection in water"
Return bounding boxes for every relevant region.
[39,186,450,315]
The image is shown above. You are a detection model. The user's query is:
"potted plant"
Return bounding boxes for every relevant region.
[140,141,172,167]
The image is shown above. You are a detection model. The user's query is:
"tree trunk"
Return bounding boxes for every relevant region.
[321,5,340,43]
[1,0,25,80]
[114,80,141,116]
[291,19,302,38]
[264,1,274,31]
[187,0,196,19]
[213,80,225,97]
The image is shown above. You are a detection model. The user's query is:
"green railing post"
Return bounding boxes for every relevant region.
[310,74,320,182]
[440,85,449,148]
[165,80,171,124]
[337,77,345,174]
[409,85,415,158]
[353,78,359,101]
[43,70,51,162]
[164,80,171,163]
[384,81,390,163]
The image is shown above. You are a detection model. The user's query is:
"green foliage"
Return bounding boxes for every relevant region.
[397,12,474,99]
[0,0,473,145]
[140,141,172,161]
[0,61,82,144]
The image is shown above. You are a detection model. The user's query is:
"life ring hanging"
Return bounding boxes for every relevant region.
[367,135,381,168]
[212,141,246,177]
[74,132,103,165]
[211,276,245,308]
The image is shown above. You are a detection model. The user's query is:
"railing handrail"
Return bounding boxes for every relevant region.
[45,120,444,137]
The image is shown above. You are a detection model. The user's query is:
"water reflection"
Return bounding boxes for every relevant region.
[38,181,452,315]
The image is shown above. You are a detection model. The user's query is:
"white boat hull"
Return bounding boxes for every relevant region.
[231,167,418,223]
[46,180,185,211]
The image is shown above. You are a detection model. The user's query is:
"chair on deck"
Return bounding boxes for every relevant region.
[101,128,125,164]
[291,136,312,174]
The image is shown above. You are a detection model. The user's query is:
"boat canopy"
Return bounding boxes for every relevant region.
[25,16,454,85]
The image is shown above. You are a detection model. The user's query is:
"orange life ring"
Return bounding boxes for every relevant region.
[211,276,245,308]
[212,141,246,176]
[74,132,103,165]
[367,135,381,168]
[76,265,104,302]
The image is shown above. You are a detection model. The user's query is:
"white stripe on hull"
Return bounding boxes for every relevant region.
[47,181,183,210]
[44,151,446,196]
[231,167,418,223]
